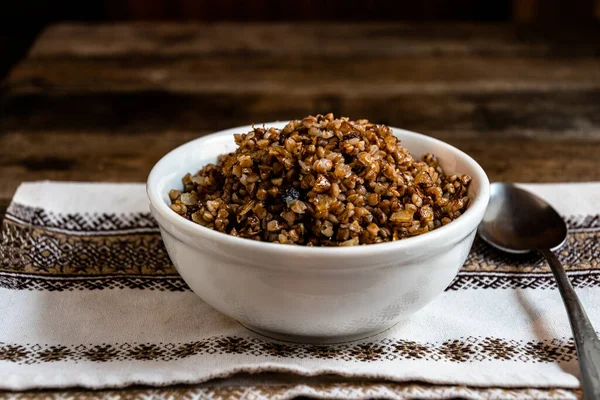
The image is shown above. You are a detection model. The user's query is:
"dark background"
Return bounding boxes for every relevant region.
[1,0,599,81]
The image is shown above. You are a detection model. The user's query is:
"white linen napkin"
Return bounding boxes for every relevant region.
[1,181,598,399]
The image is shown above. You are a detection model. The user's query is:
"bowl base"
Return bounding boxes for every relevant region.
[239,322,397,344]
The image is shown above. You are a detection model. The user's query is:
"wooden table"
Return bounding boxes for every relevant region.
[2,23,600,223]
[0,23,599,397]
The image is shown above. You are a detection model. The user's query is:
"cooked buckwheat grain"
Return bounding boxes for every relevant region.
[169,114,471,246]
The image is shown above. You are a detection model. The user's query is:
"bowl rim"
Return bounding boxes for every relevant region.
[147,121,490,258]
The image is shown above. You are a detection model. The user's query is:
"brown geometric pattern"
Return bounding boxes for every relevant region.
[0,221,176,276]
[462,233,599,273]
[0,382,580,400]
[0,220,184,291]
[447,270,600,291]
[0,335,579,364]
[1,206,599,291]
[446,232,600,290]
[0,273,189,291]
[5,203,158,235]
[565,214,600,232]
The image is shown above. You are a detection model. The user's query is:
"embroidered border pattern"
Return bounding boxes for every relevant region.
[5,203,159,235]
[0,383,580,400]
[0,335,578,364]
[6,203,599,234]
[447,234,600,290]
[0,273,188,292]
[1,205,598,292]
[0,222,176,276]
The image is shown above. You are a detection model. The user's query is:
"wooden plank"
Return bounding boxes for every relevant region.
[0,130,204,215]
[24,23,600,59]
[4,88,600,139]
[5,24,599,136]
[2,130,599,212]
[7,56,600,96]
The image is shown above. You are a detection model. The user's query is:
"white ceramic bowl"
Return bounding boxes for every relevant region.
[147,122,490,343]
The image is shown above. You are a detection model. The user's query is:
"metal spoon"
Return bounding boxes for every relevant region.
[478,182,600,398]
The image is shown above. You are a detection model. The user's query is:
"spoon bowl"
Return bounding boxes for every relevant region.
[478,183,567,253]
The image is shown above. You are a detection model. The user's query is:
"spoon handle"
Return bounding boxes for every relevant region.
[540,248,600,398]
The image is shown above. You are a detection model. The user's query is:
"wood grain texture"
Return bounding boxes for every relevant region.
[2,130,598,204]
[8,56,600,94]
[4,89,600,138]
[2,22,600,217]
[22,23,600,58]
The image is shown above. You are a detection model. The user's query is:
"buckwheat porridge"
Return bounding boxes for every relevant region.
[169,114,471,246]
